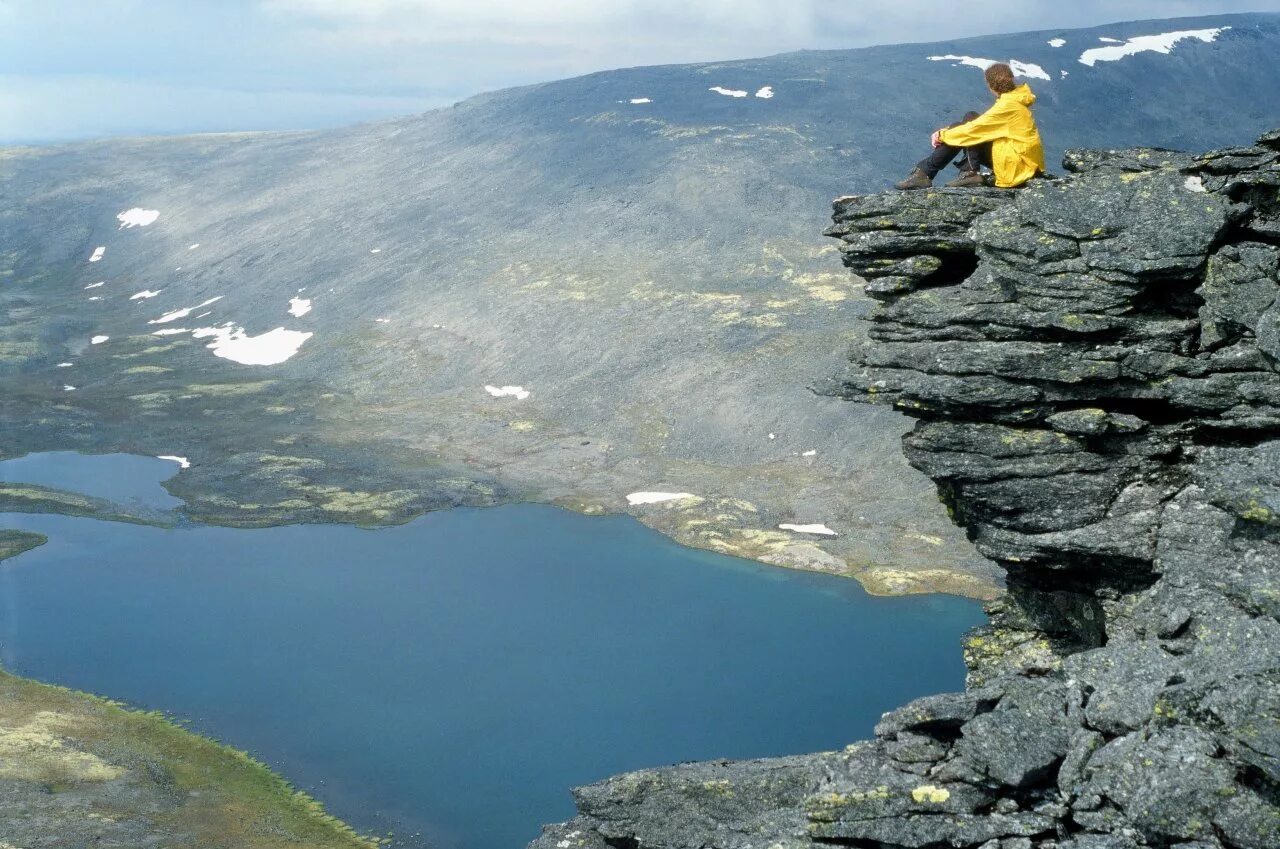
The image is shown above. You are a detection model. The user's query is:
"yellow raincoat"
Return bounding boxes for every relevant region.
[938,83,1046,188]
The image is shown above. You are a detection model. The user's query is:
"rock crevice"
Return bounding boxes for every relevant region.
[530,131,1280,849]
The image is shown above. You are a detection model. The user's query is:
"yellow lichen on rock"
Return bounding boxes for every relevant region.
[910,785,951,804]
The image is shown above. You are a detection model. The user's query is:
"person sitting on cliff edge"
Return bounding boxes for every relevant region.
[896,62,1046,190]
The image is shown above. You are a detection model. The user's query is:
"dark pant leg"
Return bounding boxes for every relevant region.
[916,111,987,177]
[967,140,993,172]
[917,143,964,179]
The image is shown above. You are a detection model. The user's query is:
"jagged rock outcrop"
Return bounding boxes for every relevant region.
[529,131,1280,849]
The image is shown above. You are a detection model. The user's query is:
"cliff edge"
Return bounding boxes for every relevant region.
[529,130,1280,849]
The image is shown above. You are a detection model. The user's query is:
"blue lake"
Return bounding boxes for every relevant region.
[0,450,185,510]
[0,455,983,849]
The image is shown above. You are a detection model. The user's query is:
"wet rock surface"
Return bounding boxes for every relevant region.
[529,132,1280,849]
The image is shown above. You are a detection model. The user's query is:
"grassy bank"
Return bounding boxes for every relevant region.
[0,529,46,561]
[0,669,377,848]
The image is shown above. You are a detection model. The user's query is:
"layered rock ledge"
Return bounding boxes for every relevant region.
[530,131,1280,849]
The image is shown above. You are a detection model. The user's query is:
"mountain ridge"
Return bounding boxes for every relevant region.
[2,13,1279,597]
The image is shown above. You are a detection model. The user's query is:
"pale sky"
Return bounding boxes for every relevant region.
[1,1,1277,142]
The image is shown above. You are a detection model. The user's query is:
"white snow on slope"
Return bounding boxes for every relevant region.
[928,56,1051,81]
[288,297,312,317]
[158,455,191,469]
[485,385,530,400]
[709,86,748,97]
[130,290,162,300]
[148,297,223,324]
[191,325,313,366]
[90,335,109,345]
[626,492,698,506]
[1048,38,1066,48]
[629,98,652,104]
[1098,37,1124,43]
[63,385,76,391]
[85,281,104,289]
[56,362,73,368]
[1079,28,1230,66]
[779,523,838,537]
[89,247,105,263]
[189,243,200,250]
[755,86,774,99]
[117,208,159,228]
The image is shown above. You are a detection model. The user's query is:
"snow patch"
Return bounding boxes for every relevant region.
[375,318,391,324]
[1079,28,1229,67]
[148,297,223,325]
[89,247,105,263]
[485,385,530,400]
[88,296,103,302]
[158,455,191,469]
[288,297,312,317]
[117,208,159,228]
[802,450,817,457]
[90,335,109,345]
[151,328,189,336]
[709,86,748,97]
[626,492,697,506]
[130,290,162,300]
[370,248,381,254]
[63,385,76,391]
[779,523,838,537]
[629,98,652,104]
[1185,176,1207,193]
[191,325,313,366]
[189,244,200,250]
[927,55,1051,81]
[1048,38,1066,48]
[1061,70,1070,78]
[755,86,774,99]
[56,362,73,368]
[85,281,104,289]
[1098,37,1124,43]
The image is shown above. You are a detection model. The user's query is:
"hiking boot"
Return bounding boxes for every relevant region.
[896,169,932,191]
[946,170,987,188]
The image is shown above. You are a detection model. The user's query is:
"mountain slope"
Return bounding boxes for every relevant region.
[3,13,1279,594]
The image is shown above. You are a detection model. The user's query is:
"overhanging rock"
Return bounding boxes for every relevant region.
[530,130,1280,849]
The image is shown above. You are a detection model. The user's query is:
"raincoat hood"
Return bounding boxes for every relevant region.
[1006,84,1036,107]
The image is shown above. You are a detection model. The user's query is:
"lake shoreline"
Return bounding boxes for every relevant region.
[0,667,377,848]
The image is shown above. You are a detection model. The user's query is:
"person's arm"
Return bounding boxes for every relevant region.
[938,100,1015,147]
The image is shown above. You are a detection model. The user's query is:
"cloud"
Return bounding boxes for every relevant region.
[258,1,1280,79]
[5,0,1279,141]
[263,0,817,68]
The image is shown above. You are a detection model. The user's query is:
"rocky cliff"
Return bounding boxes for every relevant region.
[528,131,1280,849]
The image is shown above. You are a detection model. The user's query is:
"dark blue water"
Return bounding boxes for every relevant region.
[0,458,982,849]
